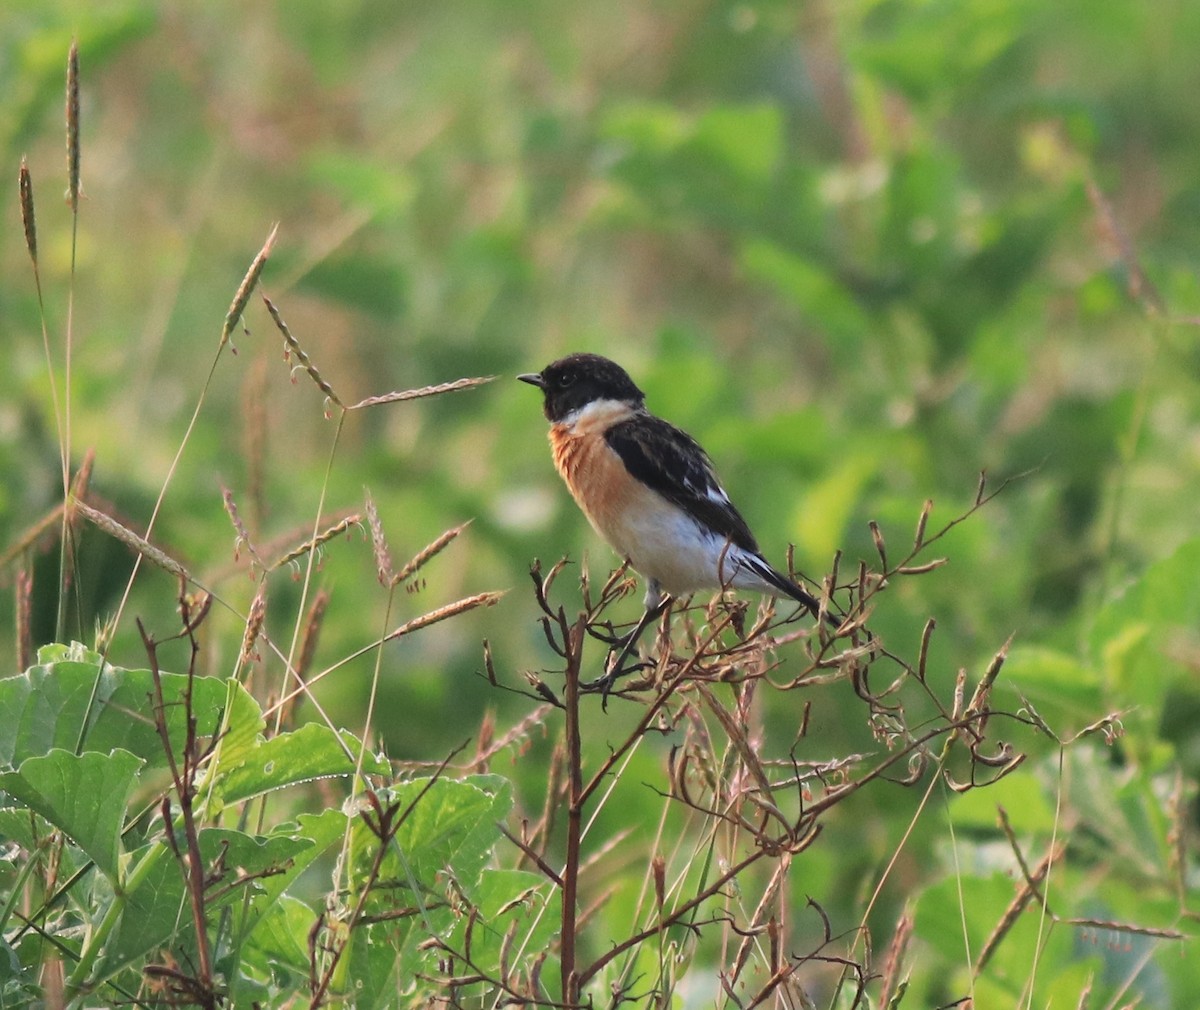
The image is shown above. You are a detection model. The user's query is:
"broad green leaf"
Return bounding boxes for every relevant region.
[346,919,419,1010]
[93,825,321,983]
[0,932,41,1006]
[242,894,314,979]
[87,842,185,984]
[350,775,511,914]
[442,868,560,969]
[219,723,389,804]
[600,101,688,155]
[0,748,141,881]
[299,253,407,319]
[391,774,511,895]
[208,674,267,791]
[0,650,229,769]
[1061,747,1172,878]
[913,871,1014,959]
[231,809,348,946]
[308,150,416,217]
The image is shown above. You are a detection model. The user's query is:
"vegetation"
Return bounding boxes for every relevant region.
[2,2,1198,1007]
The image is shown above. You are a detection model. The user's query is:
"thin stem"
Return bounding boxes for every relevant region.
[561,615,586,1005]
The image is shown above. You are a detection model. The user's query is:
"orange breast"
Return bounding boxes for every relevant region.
[549,424,633,542]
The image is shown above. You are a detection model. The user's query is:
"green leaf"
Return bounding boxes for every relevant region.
[345,919,419,1009]
[351,775,511,917]
[442,868,560,970]
[219,723,389,804]
[390,774,511,895]
[207,675,267,792]
[0,749,141,881]
[242,894,314,979]
[0,650,229,769]
[93,823,330,984]
[913,871,1014,960]
[239,809,348,935]
[299,253,407,318]
[600,101,688,155]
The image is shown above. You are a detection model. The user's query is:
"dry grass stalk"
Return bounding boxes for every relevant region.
[262,295,343,407]
[394,521,471,588]
[296,589,330,684]
[1167,768,1189,905]
[16,570,33,671]
[71,447,95,500]
[238,583,268,670]
[65,42,80,211]
[975,839,1062,976]
[269,514,360,573]
[1,451,94,567]
[382,591,504,644]
[869,520,887,569]
[878,906,913,1007]
[964,633,1012,736]
[729,858,787,982]
[364,493,394,587]
[466,702,554,770]
[349,375,493,410]
[204,508,360,585]
[472,709,495,772]
[221,224,278,348]
[72,500,188,580]
[222,486,265,571]
[19,157,37,265]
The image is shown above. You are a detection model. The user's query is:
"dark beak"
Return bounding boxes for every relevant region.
[517,372,546,389]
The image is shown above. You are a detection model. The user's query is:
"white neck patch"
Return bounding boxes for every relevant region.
[556,398,639,435]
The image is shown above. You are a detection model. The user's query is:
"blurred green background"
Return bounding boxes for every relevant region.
[3,0,1199,1002]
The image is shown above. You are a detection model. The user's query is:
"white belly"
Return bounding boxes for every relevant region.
[600,504,772,598]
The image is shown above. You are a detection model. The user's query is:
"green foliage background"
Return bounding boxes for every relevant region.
[2,0,1199,1006]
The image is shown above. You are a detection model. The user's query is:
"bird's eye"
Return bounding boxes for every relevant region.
[557,371,576,388]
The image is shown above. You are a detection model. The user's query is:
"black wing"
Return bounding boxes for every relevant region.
[605,414,760,553]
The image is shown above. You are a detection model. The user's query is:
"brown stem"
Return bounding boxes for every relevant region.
[561,614,586,1005]
[141,617,216,1009]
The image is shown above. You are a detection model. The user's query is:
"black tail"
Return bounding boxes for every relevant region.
[746,555,842,629]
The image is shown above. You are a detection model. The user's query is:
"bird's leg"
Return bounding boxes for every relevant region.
[587,583,671,703]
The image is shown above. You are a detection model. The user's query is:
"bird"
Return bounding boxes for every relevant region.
[519,352,830,681]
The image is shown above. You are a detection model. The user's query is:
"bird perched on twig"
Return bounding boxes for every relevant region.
[520,353,831,683]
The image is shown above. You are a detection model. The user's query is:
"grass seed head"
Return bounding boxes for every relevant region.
[66,42,80,211]
[19,158,37,264]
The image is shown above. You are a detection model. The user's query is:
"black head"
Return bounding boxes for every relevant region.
[518,353,645,422]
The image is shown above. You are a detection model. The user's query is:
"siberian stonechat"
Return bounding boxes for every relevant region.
[520,353,829,673]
